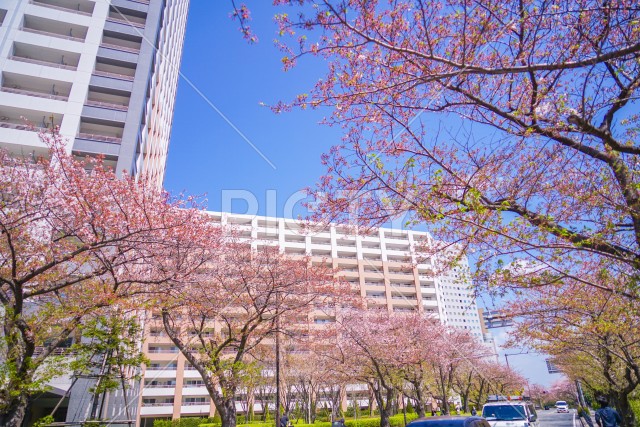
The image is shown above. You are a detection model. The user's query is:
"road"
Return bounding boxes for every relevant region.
[537,409,578,427]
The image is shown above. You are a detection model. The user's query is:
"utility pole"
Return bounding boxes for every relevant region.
[275,291,281,427]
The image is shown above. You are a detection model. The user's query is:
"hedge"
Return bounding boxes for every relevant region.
[165,412,422,427]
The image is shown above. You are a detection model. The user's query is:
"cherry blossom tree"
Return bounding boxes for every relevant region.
[462,360,525,410]
[509,284,640,426]
[260,0,640,300]
[160,244,344,427]
[423,327,492,414]
[547,380,578,406]
[0,133,214,427]
[323,309,406,427]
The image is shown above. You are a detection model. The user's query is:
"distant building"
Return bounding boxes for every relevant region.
[546,359,561,374]
[481,309,514,329]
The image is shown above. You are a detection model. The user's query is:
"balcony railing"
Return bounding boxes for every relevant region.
[33,346,76,356]
[92,70,135,81]
[21,27,84,42]
[76,132,122,144]
[10,55,77,71]
[106,16,146,28]
[29,0,93,16]
[182,401,208,406]
[1,86,69,101]
[142,402,174,407]
[145,384,176,388]
[86,99,129,111]
[100,42,140,53]
[147,348,178,354]
[0,120,46,132]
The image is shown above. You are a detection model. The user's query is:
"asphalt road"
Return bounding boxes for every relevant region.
[537,409,577,427]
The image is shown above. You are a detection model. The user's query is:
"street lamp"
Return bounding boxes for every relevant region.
[503,351,531,369]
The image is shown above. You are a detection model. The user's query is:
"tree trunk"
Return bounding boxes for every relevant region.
[216,398,237,427]
[379,404,392,427]
[0,394,29,427]
[410,379,426,418]
[614,392,636,427]
[462,392,469,413]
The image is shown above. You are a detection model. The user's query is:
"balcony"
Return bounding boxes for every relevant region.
[22,15,88,42]
[86,88,130,111]
[93,58,136,81]
[145,383,176,388]
[77,119,124,144]
[147,346,178,354]
[364,281,385,287]
[142,401,174,407]
[365,292,386,299]
[391,293,416,300]
[101,31,142,53]
[11,42,79,71]
[107,6,146,28]
[336,252,356,259]
[182,400,208,406]
[0,108,62,133]
[1,72,71,101]
[30,0,95,16]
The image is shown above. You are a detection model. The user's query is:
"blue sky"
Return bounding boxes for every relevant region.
[164,2,341,218]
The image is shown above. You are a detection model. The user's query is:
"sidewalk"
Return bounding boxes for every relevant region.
[575,410,597,427]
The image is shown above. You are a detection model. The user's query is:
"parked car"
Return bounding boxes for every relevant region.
[555,401,570,413]
[482,401,539,427]
[407,416,491,427]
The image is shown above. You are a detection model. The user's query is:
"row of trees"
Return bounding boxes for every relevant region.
[158,306,525,427]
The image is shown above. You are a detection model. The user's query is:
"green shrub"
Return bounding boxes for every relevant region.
[629,399,640,424]
[34,416,56,427]
[154,417,218,427]
[405,402,415,414]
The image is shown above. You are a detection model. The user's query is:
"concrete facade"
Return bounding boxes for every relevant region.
[0,0,189,189]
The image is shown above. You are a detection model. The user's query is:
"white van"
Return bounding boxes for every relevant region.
[482,400,539,427]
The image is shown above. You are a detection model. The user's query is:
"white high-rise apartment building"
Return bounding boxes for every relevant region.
[0,0,189,189]
[0,1,190,424]
[138,212,484,425]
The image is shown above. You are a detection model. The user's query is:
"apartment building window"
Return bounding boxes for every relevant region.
[183,397,207,406]
[0,9,7,26]
[148,362,177,370]
[145,380,175,388]
[143,398,174,407]
[184,380,205,387]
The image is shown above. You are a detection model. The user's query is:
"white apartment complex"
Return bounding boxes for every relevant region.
[138,212,484,425]
[0,0,189,189]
